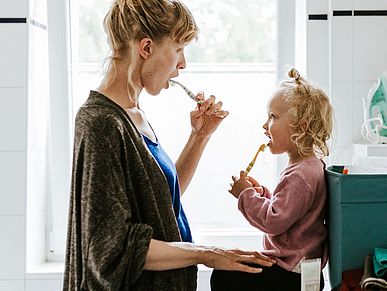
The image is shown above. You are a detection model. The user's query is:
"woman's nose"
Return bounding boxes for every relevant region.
[177,53,186,70]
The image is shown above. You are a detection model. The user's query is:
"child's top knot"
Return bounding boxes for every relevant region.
[288,68,301,81]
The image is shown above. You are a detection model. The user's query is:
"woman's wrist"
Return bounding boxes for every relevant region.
[194,245,215,266]
[190,130,211,144]
[177,243,213,266]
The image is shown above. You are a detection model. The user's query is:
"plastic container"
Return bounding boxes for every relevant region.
[326,165,387,288]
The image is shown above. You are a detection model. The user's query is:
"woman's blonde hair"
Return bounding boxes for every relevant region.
[102,0,199,96]
[280,68,333,158]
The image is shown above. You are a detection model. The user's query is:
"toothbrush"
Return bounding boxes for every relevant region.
[168,79,204,105]
[244,143,267,176]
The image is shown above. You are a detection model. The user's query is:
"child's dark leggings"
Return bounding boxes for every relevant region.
[210,264,325,291]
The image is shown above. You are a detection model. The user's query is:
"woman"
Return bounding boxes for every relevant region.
[63,0,275,290]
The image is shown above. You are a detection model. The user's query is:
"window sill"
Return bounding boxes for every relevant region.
[26,262,64,280]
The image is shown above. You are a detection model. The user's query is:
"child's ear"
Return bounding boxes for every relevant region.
[138,38,154,59]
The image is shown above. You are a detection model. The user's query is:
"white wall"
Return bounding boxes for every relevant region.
[0,0,63,290]
[0,1,29,290]
[306,0,387,165]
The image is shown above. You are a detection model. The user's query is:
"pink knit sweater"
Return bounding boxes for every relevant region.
[238,157,328,271]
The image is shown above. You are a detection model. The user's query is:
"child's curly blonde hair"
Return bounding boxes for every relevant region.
[280,68,333,158]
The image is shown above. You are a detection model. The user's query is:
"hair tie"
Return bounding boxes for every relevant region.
[288,68,301,81]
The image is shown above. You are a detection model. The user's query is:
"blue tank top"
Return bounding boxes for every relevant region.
[142,134,193,242]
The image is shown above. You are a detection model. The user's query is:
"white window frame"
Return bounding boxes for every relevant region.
[45,0,73,261]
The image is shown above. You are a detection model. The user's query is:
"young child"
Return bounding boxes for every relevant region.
[211,68,333,291]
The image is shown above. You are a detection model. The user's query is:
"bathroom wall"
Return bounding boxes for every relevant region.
[306,0,387,165]
[0,0,387,290]
[0,0,28,289]
[0,0,63,290]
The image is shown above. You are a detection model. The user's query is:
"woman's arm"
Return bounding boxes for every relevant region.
[176,94,229,194]
[175,132,209,193]
[144,239,275,272]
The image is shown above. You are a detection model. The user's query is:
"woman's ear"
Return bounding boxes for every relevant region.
[138,38,154,59]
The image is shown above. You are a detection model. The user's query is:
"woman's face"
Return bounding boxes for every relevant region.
[141,37,187,96]
[262,91,299,159]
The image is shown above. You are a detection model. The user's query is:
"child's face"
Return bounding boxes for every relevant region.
[263,91,299,161]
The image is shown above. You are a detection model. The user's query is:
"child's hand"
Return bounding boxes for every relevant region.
[229,171,253,198]
[246,175,261,188]
[246,176,264,194]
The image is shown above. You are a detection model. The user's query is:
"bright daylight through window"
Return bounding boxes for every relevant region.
[62,0,278,256]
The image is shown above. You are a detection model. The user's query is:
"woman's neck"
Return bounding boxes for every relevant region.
[98,63,142,109]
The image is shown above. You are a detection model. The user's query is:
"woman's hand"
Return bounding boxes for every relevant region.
[202,246,276,273]
[190,93,229,139]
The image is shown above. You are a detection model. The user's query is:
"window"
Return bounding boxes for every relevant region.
[54,0,278,257]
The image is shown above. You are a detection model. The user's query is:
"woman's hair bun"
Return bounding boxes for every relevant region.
[288,67,301,81]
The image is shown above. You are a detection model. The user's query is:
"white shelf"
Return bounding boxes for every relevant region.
[353,142,387,157]
[352,141,387,169]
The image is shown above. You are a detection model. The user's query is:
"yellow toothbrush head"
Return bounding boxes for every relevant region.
[258,143,267,152]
